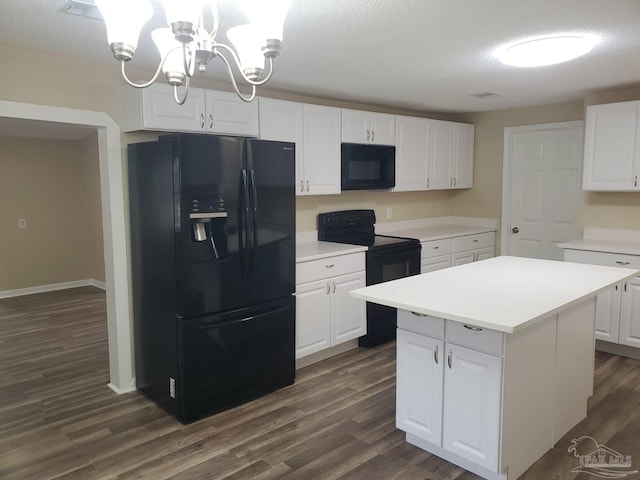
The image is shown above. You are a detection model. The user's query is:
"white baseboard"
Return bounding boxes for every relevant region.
[0,279,106,299]
[108,380,137,395]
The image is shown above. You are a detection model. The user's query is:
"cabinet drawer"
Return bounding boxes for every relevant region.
[452,232,495,253]
[296,253,365,284]
[564,249,640,270]
[398,310,445,339]
[421,238,452,259]
[446,321,504,356]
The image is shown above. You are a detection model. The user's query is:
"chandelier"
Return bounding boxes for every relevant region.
[95,0,291,104]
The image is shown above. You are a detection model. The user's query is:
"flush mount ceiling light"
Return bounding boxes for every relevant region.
[95,0,291,104]
[496,35,597,67]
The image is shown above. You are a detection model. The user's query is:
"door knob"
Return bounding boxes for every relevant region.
[512,227,520,234]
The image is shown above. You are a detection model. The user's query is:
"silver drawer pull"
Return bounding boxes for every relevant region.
[473,239,479,243]
[434,345,439,364]
[325,264,335,268]
[616,261,631,265]
[463,324,483,331]
[411,311,429,317]
[448,350,452,369]
[433,246,439,250]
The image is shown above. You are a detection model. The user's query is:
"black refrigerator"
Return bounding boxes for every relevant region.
[128,133,296,423]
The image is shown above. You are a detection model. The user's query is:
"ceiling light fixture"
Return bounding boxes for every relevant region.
[496,35,596,67]
[95,0,291,104]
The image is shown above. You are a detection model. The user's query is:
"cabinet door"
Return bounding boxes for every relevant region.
[429,120,454,189]
[295,280,331,359]
[396,329,444,446]
[394,116,429,191]
[258,98,305,194]
[595,285,621,343]
[583,102,640,191]
[443,344,502,473]
[139,84,206,132]
[452,251,475,266]
[331,271,366,345]
[205,90,259,136]
[452,123,474,189]
[370,113,396,145]
[421,255,452,273]
[475,246,494,262]
[341,109,369,143]
[619,277,640,348]
[303,104,341,195]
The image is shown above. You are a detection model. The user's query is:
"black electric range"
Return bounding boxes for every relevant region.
[318,210,421,347]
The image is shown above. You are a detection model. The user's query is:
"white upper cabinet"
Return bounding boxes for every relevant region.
[430,120,475,190]
[452,122,475,189]
[122,84,259,136]
[303,104,342,195]
[258,98,305,192]
[258,99,340,196]
[204,90,258,136]
[342,109,396,145]
[394,116,430,191]
[583,100,640,191]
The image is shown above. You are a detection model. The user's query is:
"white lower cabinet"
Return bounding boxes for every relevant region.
[397,324,502,473]
[295,253,366,359]
[563,248,640,347]
[452,232,495,266]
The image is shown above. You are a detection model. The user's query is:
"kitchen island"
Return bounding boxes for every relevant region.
[349,256,639,480]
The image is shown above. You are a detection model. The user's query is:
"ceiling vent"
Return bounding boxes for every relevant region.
[470,91,502,99]
[60,0,103,20]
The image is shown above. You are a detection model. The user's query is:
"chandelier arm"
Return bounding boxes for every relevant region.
[182,43,196,79]
[173,76,190,105]
[217,51,257,103]
[120,59,165,89]
[214,43,272,86]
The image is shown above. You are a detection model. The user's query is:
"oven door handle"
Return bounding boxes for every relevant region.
[368,244,421,258]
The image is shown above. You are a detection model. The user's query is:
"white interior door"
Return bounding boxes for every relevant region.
[502,122,583,260]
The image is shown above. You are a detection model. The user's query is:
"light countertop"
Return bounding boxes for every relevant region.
[558,238,640,256]
[349,256,638,334]
[296,241,367,262]
[378,224,495,242]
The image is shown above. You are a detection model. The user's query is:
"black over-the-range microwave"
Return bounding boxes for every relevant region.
[341,143,396,191]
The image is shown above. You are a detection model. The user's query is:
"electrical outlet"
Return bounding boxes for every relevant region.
[386,208,392,219]
[18,218,27,229]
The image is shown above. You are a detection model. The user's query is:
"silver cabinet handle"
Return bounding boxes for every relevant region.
[326,282,331,294]
[616,261,631,265]
[426,178,430,189]
[325,264,335,268]
[464,325,483,331]
[450,177,454,187]
[434,345,439,364]
[366,129,370,142]
[512,227,520,234]
[624,283,628,292]
[453,177,457,187]
[306,180,310,192]
[635,175,638,187]
[300,180,304,192]
[208,113,213,129]
[448,350,452,369]
[332,281,336,293]
[200,113,205,129]
[615,285,619,291]
[473,251,478,262]
[411,311,429,317]
[433,246,439,250]
[372,130,375,142]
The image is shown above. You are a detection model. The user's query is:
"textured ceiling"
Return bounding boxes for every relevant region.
[1,0,640,114]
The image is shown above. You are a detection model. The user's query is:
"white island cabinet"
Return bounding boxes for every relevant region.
[350,256,638,480]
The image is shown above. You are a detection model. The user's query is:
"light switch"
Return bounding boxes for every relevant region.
[18,218,27,229]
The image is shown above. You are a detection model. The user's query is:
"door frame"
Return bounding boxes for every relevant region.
[0,100,135,394]
[500,120,584,256]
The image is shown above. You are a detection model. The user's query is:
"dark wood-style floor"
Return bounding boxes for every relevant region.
[1,288,640,479]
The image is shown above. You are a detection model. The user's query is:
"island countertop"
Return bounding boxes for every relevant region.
[349,255,639,334]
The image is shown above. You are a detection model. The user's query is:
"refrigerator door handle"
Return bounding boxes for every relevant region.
[249,169,258,254]
[241,169,251,277]
[197,304,290,329]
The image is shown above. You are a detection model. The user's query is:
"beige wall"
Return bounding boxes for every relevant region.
[0,137,104,291]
